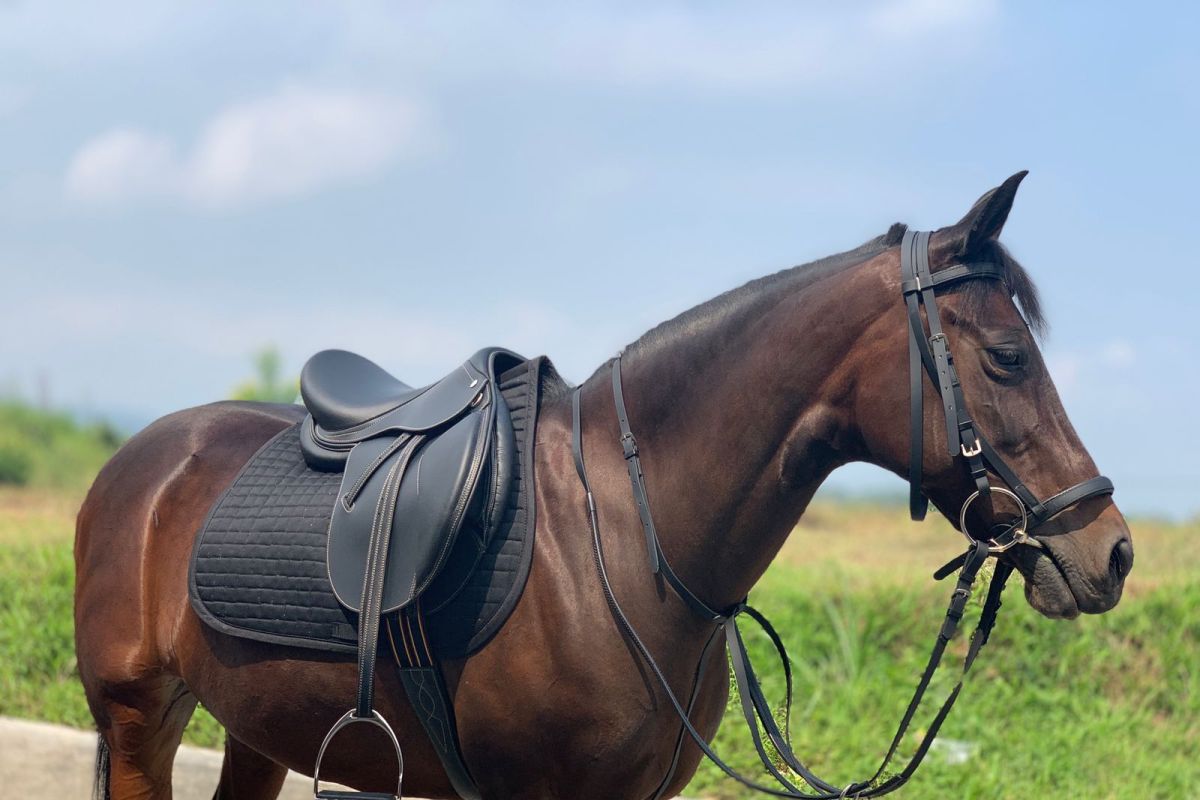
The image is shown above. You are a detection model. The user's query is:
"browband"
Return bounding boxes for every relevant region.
[900,261,1008,296]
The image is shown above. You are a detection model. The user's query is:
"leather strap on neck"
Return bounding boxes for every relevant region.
[571,393,1011,799]
[903,230,930,520]
[611,356,663,575]
[574,373,735,623]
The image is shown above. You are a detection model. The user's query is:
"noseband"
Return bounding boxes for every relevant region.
[900,229,1113,555]
[569,230,1117,798]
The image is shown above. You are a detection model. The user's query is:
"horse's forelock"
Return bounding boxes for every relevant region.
[901,220,1047,338]
[961,240,1047,337]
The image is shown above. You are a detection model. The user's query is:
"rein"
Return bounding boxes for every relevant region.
[569,231,1115,797]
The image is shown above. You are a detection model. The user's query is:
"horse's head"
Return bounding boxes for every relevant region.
[858,172,1132,619]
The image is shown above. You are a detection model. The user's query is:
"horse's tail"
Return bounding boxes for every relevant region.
[93,733,111,800]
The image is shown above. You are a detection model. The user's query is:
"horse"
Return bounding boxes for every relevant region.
[74,172,1133,799]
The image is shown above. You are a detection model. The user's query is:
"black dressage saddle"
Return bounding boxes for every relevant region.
[190,346,563,800]
[300,348,520,618]
[301,347,521,800]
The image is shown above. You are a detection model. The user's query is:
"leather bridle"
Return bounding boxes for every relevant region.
[899,229,1113,556]
[569,230,1116,798]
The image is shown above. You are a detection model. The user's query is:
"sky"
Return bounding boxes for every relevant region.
[1,1,1196,517]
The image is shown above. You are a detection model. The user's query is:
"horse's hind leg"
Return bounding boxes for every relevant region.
[88,673,197,800]
[213,736,288,800]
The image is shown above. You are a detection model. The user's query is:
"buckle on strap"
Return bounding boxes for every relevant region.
[619,432,639,460]
[961,438,982,458]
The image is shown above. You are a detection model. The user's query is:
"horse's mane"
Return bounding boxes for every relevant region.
[621,225,904,369]
[619,222,1045,373]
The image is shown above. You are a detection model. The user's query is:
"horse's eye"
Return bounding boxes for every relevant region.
[989,348,1024,368]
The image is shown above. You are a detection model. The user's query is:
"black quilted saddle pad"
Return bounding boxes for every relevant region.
[189,356,566,658]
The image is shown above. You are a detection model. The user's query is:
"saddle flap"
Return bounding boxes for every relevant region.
[327,409,492,614]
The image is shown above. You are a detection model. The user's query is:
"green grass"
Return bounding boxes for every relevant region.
[0,490,1196,798]
[0,537,226,747]
[0,541,92,730]
[689,563,1199,799]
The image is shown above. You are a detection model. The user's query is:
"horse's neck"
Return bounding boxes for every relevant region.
[612,258,891,607]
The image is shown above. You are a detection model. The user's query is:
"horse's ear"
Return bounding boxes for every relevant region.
[951,170,1028,255]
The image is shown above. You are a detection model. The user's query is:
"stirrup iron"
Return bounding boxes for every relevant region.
[313,709,404,800]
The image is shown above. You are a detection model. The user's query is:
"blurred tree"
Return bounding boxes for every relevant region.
[0,402,117,488]
[0,436,33,485]
[90,420,124,451]
[230,347,299,404]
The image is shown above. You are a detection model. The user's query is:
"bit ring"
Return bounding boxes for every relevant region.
[958,486,1031,554]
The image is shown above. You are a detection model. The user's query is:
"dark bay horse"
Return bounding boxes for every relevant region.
[75,174,1132,799]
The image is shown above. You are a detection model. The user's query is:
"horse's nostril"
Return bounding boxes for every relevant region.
[1110,538,1134,583]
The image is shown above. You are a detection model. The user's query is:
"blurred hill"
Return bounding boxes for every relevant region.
[0,402,121,492]
[0,348,297,497]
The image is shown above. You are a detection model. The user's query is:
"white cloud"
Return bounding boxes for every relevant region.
[868,0,995,38]
[595,0,995,91]
[332,0,998,93]
[65,129,178,202]
[13,1,1000,110]
[186,87,427,205]
[65,86,429,208]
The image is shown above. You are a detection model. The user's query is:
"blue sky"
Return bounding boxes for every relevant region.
[1,2,1196,517]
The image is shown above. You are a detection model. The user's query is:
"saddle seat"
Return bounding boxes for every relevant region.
[300,349,503,470]
[300,349,420,431]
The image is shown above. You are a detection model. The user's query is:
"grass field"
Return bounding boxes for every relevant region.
[1,487,1196,799]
